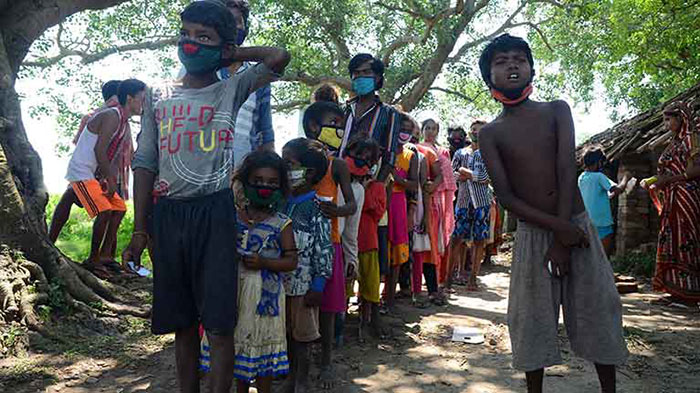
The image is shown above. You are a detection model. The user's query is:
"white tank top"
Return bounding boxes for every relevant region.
[65,108,120,182]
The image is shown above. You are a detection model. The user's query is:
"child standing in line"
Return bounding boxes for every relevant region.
[578,146,630,257]
[385,116,419,310]
[414,122,445,305]
[356,140,387,339]
[478,34,628,393]
[281,138,334,393]
[460,123,493,291]
[336,136,370,347]
[301,101,357,388]
[230,151,298,393]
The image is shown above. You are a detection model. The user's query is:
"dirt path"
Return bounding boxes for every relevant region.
[2,255,699,393]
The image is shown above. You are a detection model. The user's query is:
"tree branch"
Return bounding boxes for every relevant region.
[379,0,471,67]
[447,1,529,63]
[428,87,487,102]
[281,71,352,91]
[272,99,308,112]
[22,36,177,68]
[1,0,130,71]
[525,21,554,52]
[375,0,430,21]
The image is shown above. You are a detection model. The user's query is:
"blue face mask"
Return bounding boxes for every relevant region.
[352,77,376,96]
[235,28,247,46]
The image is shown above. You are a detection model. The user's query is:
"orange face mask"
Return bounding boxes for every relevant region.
[490,84,533,106]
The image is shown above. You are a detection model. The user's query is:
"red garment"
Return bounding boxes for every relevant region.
[415,144,441,266]
[358,181,387,252]
[650,102,700,302]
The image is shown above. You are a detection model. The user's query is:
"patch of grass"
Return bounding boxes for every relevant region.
[45,194,151,269]
[611,251,656,277]
[0,357,57,385]
[0,324,28,357]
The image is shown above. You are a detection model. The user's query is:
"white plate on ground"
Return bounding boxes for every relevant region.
[451,326,485,344]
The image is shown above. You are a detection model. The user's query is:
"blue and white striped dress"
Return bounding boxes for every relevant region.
[200,211,291,381]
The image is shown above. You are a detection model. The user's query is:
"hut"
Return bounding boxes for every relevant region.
[576,82,700,256]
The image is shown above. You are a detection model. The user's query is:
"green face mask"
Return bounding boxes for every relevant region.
[178,39,223,75]
[244,184,283,208]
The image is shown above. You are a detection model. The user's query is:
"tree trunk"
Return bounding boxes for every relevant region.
[0,0,146,331]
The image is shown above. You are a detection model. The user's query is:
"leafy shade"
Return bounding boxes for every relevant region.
[21,0,561,135]
[529,0,700,118]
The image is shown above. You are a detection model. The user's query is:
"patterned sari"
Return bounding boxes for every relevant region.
[651,102,700,302]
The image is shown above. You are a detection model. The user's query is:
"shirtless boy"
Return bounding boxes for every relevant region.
[477,34,628,393]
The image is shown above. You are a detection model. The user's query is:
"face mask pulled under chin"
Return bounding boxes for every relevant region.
[491,73,534,100]
[178,39,223,75]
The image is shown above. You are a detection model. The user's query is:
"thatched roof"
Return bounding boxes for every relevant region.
[577,82,700,162]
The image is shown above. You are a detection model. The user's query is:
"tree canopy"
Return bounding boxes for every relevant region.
[17,0,700,152]
[529,0,700,119]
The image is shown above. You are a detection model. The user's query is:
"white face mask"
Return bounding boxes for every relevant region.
[369,164,379,177]
[288,169,306,187]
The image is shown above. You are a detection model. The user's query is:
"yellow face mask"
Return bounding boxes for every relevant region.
[318,126,344,150]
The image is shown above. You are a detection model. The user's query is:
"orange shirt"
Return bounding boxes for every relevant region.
[392,147,414,193]
[314,158,341,243]
[416,144,438,181]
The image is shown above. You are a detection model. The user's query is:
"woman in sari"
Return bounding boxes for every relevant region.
[418,119,457,287]
[642,101,700,304]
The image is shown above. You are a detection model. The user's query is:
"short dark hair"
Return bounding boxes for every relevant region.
[101,80,121,101]
[283,138,329,186]
[302,101,344,138]
[227,0,250,36]
[448,126,467,137]
[469,119,487,129]
[234,150,291,197]
[421,118,438,132]
[181,1,237,43]
[348,53,385,89]
[478,33,535,87]
[117,79,146,106]
[583,145,606,167]
[347,137,381,164]
[312,83,341,104]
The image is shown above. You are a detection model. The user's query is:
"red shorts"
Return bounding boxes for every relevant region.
[71,179,126,218]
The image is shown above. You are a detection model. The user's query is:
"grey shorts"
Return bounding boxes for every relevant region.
[508,212,629,371]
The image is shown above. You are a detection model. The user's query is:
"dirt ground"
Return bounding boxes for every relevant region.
[2,253,699,393]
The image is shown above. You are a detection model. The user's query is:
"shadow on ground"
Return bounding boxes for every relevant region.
[2,261,700,392]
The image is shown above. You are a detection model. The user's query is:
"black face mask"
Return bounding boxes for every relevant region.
[449,138,466,149]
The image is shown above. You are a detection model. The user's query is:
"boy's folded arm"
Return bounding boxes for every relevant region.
[553,100,577,223]
[480,129,564,232]
[230,46,291,93]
